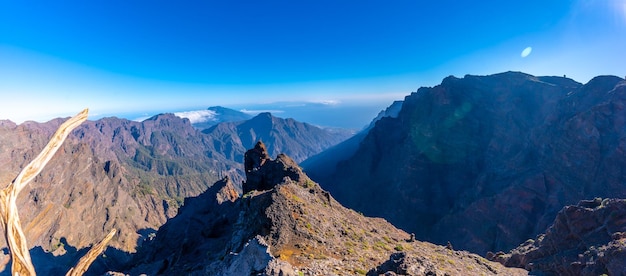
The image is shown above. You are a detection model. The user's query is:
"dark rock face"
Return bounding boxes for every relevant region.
[491,198,626,275]
[203,112,353,163]
[305,71,626,255]
[243,141,306,194]
[369,252,437,275]
[243,141,271,193]
[125,148,526,275]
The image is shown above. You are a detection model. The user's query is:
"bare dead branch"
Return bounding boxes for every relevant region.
[0,109,90,275]
[65,229,117,276]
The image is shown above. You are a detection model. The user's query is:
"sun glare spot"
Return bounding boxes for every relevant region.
[521,47,533,58]
[608,0,626,26]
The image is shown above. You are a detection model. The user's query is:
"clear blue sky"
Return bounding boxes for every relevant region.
[1,0,625,123]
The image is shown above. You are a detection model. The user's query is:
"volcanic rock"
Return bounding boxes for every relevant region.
[491,198,626,275]
[243,141,307,195]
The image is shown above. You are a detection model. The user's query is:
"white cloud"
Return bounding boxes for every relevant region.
[132,115,152,122]
[311,99,341,105]
[173,110,217,124]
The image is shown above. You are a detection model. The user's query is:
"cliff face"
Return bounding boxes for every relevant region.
[306,72,626,255]
[125,146,527,275]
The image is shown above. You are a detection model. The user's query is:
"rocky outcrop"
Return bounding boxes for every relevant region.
[124,146,527,275]
[490,198,626,275]
[243,141,307,195]
[243,141,271,194]
[305,72,626,255]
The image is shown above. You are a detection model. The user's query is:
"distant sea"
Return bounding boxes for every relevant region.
[107,101,394,131]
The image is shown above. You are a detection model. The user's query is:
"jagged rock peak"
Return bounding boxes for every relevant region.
[247,112,275,124]
[244,141,270,173]
[242,141,308,194]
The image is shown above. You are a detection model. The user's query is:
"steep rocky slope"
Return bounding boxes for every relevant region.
[491,198,626,275]
[122,145,527,275]
[306,71,626,255]
[203,112,353,163]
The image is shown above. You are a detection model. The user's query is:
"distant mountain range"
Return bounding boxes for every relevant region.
[303,71,626,256]
[203,112,353,163]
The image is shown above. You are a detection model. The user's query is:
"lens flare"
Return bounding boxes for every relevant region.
[520,47,533,58]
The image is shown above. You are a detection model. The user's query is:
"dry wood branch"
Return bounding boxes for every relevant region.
[0,109,89,275]
[10,109,89,195]
[65,229,117,276]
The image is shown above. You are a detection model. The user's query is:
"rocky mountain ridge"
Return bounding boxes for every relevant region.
[119,144,527,275]
[303,71,626,256]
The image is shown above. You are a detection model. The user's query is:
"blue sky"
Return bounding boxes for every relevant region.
[1,0,625,126]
